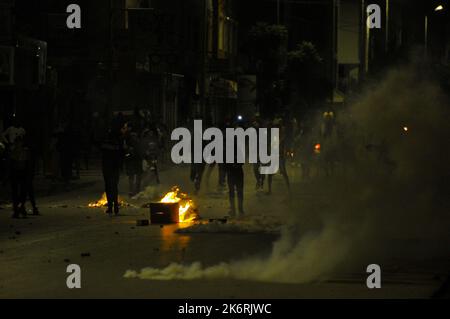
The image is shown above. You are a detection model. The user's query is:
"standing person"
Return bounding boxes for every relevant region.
[23,126,40,216]
[141,127,161,185]
[124,125,143,197]
[101,121,124,216]
[225,123,245,218]
[9,134,39,218]
[226,162,244,218]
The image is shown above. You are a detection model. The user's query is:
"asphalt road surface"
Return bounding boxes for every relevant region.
[0,165,448,298]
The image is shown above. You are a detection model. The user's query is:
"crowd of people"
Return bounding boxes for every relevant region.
[0,106,340,220]
[188,110,341,218]
[187,113,295,218]
[100,109,168,216]
[0,107,169,218]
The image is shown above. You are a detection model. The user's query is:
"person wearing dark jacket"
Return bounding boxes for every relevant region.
[101,124,124,216]
[225,124,246,218]
[226,162,244,218]
[9,135,39,218]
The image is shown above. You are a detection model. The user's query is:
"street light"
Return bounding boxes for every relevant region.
[425,3,445,58]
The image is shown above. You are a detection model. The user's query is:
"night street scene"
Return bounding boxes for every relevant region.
[0,0,449,301]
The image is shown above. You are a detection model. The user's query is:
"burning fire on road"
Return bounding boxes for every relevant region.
[88,187,199,224]
[88,193,127,208]
[151,187,199,224]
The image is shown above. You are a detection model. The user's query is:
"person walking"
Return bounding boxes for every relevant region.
[101,121,124,216]
[225,123,245,218]
[226,162,244,218]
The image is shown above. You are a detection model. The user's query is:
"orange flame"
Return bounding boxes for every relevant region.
[314,143,321,154]
[88,193,125,208]
[160,187,197,223]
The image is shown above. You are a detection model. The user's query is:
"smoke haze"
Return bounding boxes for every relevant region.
[125,63,450,284]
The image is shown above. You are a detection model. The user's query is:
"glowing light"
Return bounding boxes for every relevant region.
[237,115,243,121]
[160,187,198,223]
[314,143,321,154]
[435,5,444,11]
[403,126,409,132]
[88,193,125,208]
[89,193,108,208]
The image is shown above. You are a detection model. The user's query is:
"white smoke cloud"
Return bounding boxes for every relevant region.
[125,63,450,284]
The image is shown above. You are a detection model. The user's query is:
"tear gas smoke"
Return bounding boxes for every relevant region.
[125,63,450,283]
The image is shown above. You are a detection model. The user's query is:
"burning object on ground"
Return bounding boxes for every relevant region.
[88,193,127,208]
[150,187,199,224]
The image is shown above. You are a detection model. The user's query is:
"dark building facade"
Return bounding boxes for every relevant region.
[1,0,448,131]
[205,0,239,124]
[234,0,449,117]
[0,0,218,131]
